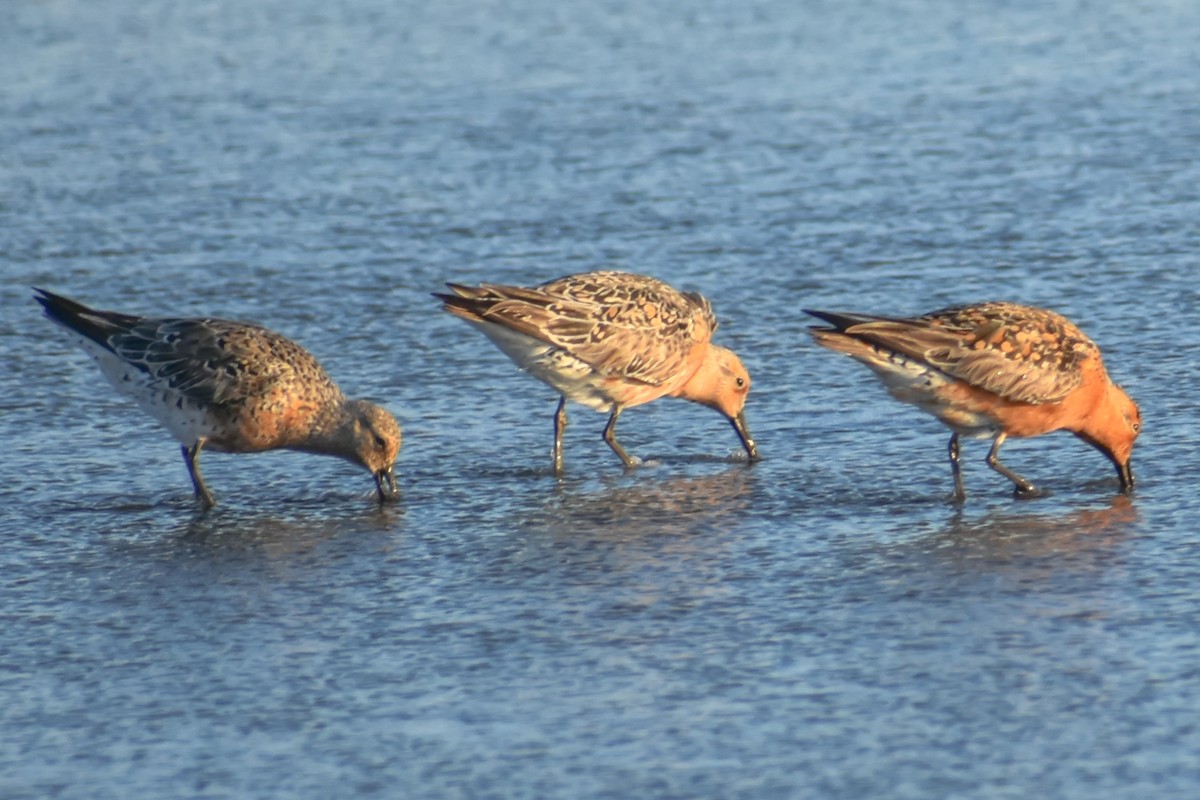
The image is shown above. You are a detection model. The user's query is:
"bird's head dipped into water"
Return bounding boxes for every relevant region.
[676,345,760,462]
[339,399,403,500]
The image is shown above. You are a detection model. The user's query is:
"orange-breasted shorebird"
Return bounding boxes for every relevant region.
[35,289,401,507]
[805,302,1140,500]
[434,271,759,473]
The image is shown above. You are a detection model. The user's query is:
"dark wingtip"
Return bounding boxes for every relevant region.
[31,289,121,350]
[802,309,881,331]
[434,285,493,323]
[32,286,58,312]
[33,287,79,321]
[432,282,474,299]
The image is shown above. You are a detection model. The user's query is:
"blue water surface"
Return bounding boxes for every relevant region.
[2,1,1200,797]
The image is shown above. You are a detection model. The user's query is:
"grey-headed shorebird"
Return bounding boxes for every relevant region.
[35,289,401,506]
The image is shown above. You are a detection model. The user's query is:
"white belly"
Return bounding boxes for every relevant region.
[863,349,998,438]
[73,336,223,446]
[473,322,615,412]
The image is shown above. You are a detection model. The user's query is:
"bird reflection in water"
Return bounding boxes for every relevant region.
[926,494,1139,577]
[528,466,756,541]
[510,468,758,616]
[173,501,401,561]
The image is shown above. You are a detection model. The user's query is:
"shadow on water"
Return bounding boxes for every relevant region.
[524,465,756,540]
[444,467,762,609]
[177,499,400,542]
[917,495,1141,577]
[450,450,758,484]
[639,451,760,467]
[69,491,408,571]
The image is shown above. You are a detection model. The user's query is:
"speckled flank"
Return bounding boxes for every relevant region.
[805,302,1140,499]
[34,289,402,506]
[435,270,758,470]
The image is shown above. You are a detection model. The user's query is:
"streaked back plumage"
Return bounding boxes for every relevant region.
[435,270,758,468]
[805,301,1139,497]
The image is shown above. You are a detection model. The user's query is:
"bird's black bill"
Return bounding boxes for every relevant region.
[730,412,760,462]
[374,467,399,501]
[1117,459,1134,493]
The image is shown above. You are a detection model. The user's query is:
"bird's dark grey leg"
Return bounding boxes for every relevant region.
[601,405,637,468]
[182,440,216,507]
[552,397,567,475]
[985,433,1042,498]
[948,433,966,502]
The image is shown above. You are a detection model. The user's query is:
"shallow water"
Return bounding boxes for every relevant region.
[3,0,1200,797]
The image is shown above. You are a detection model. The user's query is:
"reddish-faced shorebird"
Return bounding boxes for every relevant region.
[434,270,760,472]
[805,302,1140,500]
[35,289,402,507]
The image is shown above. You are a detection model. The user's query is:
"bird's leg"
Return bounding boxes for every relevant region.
[947,433,966,503]
[985,433,1042,498]
[552,396,567,476]
[601,405,637,468]
[182,440,216,507]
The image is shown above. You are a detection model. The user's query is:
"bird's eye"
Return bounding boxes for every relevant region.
[736,377,746,389]
[373,434,387,449]
[1131,422,1140,434]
